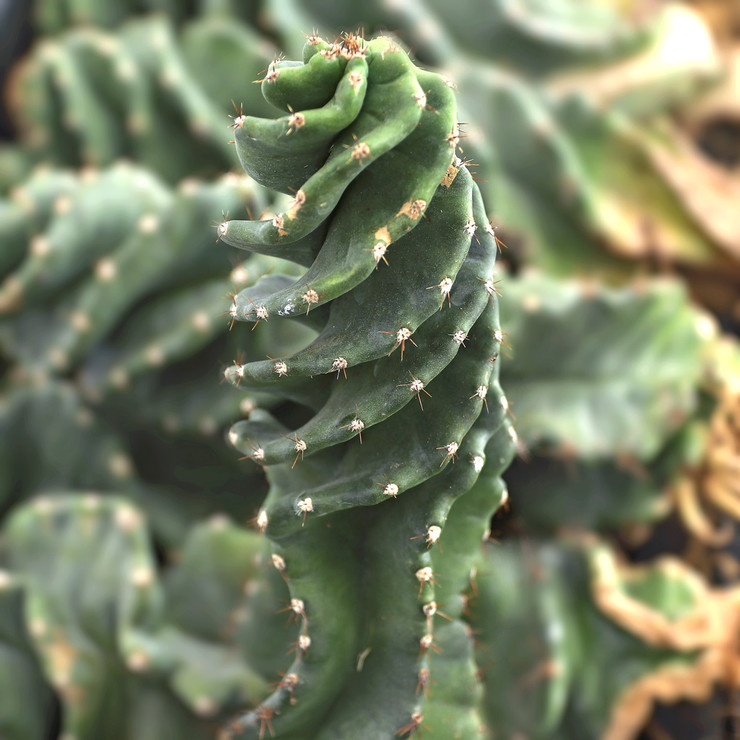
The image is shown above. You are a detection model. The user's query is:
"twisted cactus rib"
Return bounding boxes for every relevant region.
[221,32,514,738]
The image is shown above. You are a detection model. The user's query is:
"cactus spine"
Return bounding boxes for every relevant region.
[220,32,514,738]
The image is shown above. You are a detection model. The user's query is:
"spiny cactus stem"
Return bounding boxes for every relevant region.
[221,31,512,738]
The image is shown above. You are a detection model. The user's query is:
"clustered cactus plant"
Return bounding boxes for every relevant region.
[0,163,285,546]
[1,1,740,738]
[7,13,279,182]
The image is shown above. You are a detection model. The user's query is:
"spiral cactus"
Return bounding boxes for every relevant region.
[218,32,515,738]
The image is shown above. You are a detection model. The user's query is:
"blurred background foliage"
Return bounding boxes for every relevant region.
[0,0,739,738]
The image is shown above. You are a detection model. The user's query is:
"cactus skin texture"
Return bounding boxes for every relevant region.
[218,33,514,738]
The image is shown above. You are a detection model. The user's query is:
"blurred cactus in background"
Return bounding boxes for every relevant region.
[0,163,292,547]
[0,0,739,738]
[6,15,278,182]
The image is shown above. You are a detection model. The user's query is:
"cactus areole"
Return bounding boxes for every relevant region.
[221,32,515,739]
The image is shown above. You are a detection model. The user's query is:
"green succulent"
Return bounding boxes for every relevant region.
[0,163,288,546]
[1,2,738,738]
[218,32,514,738]
[8,14,277,182]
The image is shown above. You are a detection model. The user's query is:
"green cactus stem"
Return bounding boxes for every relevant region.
[219,32,513,738]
